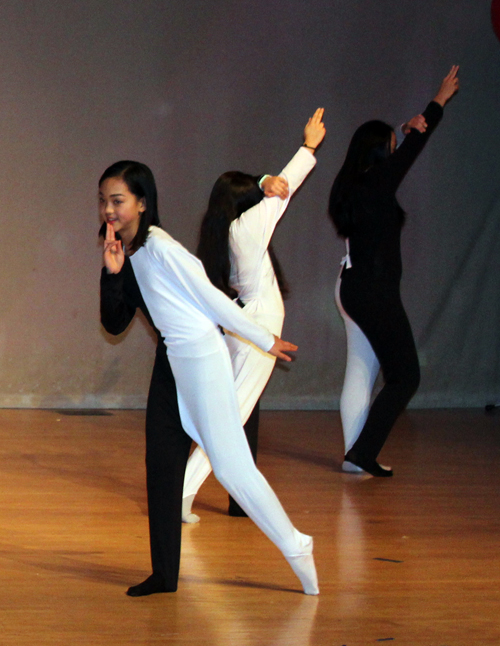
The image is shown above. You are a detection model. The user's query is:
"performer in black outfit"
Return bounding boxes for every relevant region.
[329,66,459,477]
[100,254,192,595]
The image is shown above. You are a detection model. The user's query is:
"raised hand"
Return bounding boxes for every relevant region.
[261,175,289,199]
[103,222,125,274]
[268,336,298,362]
[303,107,326,152]
[402,114,428,134]
[433,65,460,107]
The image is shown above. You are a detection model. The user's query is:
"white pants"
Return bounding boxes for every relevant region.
[183,317,279,498]
[170,330,308,557]
[335,275,380,453]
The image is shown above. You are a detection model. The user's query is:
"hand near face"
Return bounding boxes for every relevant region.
[303,107,326,151]
[268,336,298,362]
[103,222,125,274]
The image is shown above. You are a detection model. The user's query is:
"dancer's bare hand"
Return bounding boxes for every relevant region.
[303,108,326,151]
[434,65,459,107]
[402,114,428,134]
[268,336,298,362]
[103,222,124,274]
[261,175,289,199]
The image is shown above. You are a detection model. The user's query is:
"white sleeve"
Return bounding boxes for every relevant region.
[155,244,275,352]
[232,146,316,250]
[396,123,406,148]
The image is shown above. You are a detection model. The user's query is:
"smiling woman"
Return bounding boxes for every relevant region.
[99,161,191,596]
[99,161,161,254]
[98,178,145,249]
[98,160,318,597]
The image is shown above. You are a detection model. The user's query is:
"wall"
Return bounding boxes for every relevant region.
[0,0,498,408]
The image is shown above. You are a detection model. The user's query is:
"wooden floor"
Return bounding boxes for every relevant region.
[0,408,499,645]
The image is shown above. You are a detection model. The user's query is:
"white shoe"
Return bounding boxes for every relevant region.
[342,460,392,474]
[342,460,365,473]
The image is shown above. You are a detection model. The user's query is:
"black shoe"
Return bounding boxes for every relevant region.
[126,572,176,597]
[344,450,393,478]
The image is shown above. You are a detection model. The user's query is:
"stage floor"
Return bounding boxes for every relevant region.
[0,408,499,645]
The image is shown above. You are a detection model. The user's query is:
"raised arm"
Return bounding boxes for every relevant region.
[278,107,326,196]
[400,67,459,136]
[432,65,460,107]
[256,109,326,196]
[232,108,326,250]
[375,65,459,193]
[302,107,326,154]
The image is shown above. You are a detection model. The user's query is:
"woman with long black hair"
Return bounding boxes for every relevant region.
[182,109,326,521]
[100,160,319,595]
[329,67,459,477]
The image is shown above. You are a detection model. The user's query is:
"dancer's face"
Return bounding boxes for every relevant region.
[99,177,145,243]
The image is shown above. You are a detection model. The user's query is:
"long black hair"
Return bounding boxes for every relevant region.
[98,160,160,252]
[197,171,288,299]
[328,120,403,237]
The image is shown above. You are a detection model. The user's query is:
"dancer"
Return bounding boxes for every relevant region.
[100,160,319,595]
[183,108,326,522]
[100,242,192,596]
[329,66,459,477]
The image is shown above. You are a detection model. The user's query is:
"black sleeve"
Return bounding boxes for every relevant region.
[100,265,137,335]
[373,101,444,194]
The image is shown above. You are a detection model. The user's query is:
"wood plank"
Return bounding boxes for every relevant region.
[0,408,498,644]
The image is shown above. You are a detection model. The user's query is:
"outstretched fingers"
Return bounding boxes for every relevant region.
[445,64,459,81]
[103,223,124,273]
[310,107,325,124]
[268,337,298,362]
[303,107,326,150]
[434,65,460,106]
[105,222,116,242]
[444,65,460,92]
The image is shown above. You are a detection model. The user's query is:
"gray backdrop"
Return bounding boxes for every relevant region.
[0,0,498,409]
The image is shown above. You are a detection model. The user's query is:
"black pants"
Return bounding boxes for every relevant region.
[340,273,420,460]
[145,348,192,590]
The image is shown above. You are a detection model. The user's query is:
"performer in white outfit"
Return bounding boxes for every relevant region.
[100,160,319,595]
[182,109,326,521]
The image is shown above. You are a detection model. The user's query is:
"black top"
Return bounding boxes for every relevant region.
[346,101,443,284]
[100,257,167,357]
